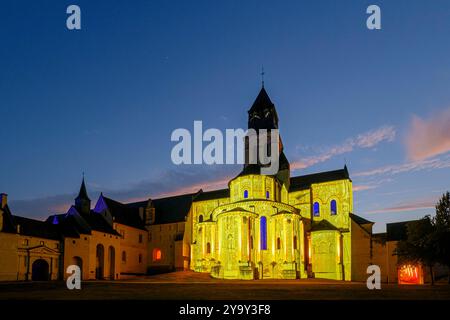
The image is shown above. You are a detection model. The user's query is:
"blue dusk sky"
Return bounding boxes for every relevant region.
[1,0,450,232]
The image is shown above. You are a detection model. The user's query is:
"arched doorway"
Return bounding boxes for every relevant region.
[108,246,115,280]
[96,244,104,280]
[72,256,83,280]
[32,259,49,281]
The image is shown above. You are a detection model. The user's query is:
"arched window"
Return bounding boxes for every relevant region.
[152,248,162,261]
[198,215,203,223]
[244,190,249,199]
[313,202,320,217]
[121,251,126,263]
[276,237,281,250]
[206,242,211,254]
[266,190,270,199]
[250,236,253,249]
[294,236,298,250]
[330,200,337,215]
[260,216,267,250]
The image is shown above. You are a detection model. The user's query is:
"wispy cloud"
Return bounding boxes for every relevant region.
[406,108,450,161]
[291,126,396,170]
[366,197,436,214]
[353,185,377,192]
[354,155,450,177]
[353,178,393,192]
[9,165,235,221]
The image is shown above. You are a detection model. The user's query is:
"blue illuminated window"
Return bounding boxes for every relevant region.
[244,190,248,198]
[266,191,270,199]
[313,202,320,217]
[330,200,337,215]
[260,216,267,250]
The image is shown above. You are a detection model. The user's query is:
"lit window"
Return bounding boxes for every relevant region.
[40,241,44,246]
[330,200,337,215]
[244,190,249,199]
[153,248,162,261]
[266,191,270,199]
[260,216,267,250]
[313,202,320,217]
[398,264,420,284]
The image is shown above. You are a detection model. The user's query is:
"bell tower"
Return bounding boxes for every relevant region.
[243,87,290,186]
[75,177,91,215]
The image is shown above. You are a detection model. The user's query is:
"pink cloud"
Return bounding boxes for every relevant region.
[366,197,436,214]
[406,108,450,161]
[291,126,396,170]
[353,185,377,192]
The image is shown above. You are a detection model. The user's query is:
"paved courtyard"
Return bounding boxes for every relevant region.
[0,271,449,300]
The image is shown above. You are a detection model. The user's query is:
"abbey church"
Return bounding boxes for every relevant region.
[0,87,425,284]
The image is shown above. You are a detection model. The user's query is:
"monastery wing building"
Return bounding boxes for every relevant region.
[0,87,431,284]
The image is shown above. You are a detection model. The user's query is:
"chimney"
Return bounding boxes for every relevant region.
[1,193,7,208]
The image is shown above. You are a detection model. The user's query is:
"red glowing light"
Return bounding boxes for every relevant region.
[398,265,420,284]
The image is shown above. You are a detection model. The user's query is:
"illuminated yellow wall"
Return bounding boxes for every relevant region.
[189,174,358,280]
[0,232,18,281]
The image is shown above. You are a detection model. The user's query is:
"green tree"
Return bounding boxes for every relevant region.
[432,191,450,283]
[395,216,437,284]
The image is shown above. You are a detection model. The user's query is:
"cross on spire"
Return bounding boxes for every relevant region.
[261,65,265,88]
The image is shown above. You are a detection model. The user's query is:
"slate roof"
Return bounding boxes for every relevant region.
[289,166,350,191]
[151,193,196,224]
[47,206,120,237]
[101,196,147,230]
[13,215,61,240]
[247,87,279,129]
[75,177,90,201]
[311,219,339,231]
[248,87,274,114]
[193,189,229,202]
[349,213,373,225]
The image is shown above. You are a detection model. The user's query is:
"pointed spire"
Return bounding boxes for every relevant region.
[76,176,90,201]
[248,87,274,114]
